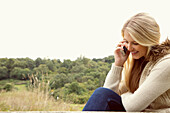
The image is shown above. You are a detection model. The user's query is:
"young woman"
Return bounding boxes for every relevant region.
[83,13,170,112]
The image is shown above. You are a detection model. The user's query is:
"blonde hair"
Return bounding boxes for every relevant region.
[121,13,160,93]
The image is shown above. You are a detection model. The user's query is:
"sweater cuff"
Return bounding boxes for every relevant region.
[111,63,123,76]
[103,63,123,93]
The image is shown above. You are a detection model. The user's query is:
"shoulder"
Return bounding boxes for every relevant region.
[150,54,170,76]
[147,38,170,61]
[148,54,170,71]
[154,54,170,65]
[139,54,170,86]
[160,53,170,59]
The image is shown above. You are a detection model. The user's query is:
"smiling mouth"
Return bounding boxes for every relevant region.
[131,51,138,55]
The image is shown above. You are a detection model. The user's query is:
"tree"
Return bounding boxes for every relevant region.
[66,82,86,95]
[103,55,115,64]
[61,59,72,69]
[82,76,94,82]
[10,67,31,80]
[52,59,61,69]
[12,60,27,69]
[25,57,35,70]
[45,59,56,72]
[6,58,15,78]
[0,66,8,79]
[71,64,87,73]
[57,67,68,74]
[87,60,98,68]
[99,73,106,87]
[0,58,9,67]
[86,71,101,78]
[97,62,110,73]
[50,73,70,89]
[33,64,49,74]
[92,58,103,62]
[73,73,84,82]
[84,79,96,90]
[35,57,43,67]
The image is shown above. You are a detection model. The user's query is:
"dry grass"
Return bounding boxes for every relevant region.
[0,74,83,111]
[0,90,80,111]
[0,73,82,111]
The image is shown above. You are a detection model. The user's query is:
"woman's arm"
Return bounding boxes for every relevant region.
[104,40,130,93]
[103,63,123,94]
[121,57,170,112]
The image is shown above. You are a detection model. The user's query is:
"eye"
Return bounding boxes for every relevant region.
[132,42,139,45]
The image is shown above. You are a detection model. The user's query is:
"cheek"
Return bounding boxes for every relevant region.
[134,46,142,51]
[140,47,147,56]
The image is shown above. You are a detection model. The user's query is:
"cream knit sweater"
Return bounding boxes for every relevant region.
[103,54,170,112]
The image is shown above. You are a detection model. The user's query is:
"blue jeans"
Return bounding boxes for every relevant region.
[83,87,126,111]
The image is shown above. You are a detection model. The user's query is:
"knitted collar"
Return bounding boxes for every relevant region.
[146,38,170,62]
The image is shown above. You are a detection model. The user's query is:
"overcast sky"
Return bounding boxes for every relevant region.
[1,0,170,61]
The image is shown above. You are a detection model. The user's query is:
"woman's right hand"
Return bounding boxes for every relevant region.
[114,40,129,67]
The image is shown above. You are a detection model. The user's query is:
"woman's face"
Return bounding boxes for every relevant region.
[124,31,148,59]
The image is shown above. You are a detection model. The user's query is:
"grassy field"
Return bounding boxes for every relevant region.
[0,90,83,111]
[15,84,27,90]
[0,79,84,111]
[0,79,27,89]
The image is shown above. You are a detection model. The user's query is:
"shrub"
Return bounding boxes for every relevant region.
[64,93,90,104]
[3,83,14,91]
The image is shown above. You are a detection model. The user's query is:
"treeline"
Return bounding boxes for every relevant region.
[0,56,114,104]
[0,57,61,80]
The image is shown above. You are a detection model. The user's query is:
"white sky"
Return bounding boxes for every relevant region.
[0,0,170,61]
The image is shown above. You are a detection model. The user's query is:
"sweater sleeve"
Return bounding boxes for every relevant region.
[121,57,170,112]
[103,63,123,94]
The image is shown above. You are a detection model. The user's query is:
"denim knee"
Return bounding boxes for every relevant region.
[83,87,125,111]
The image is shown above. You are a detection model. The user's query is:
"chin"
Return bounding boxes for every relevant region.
[132,55,142,60]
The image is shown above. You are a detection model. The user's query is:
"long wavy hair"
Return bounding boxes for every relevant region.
[121,13,160,93]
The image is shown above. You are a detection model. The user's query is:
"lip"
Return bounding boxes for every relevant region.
[131,51,138,55]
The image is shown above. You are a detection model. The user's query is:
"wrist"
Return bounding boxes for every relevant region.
[114,62,123,67]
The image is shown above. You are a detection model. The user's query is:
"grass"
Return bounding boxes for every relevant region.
[0,77,84,111]
[0,79,27,85]
[0,90,82,111]
[0,79,28,92]
[15,84,27,90]
[70,104,85,111]
[0,79,28,88]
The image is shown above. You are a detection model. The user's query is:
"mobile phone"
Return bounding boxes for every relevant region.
[123,46,127,54]
[121,46,127,56]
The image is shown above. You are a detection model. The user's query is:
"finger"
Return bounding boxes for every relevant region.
[115,47,124,51]
[117,40,126,47]
[117,42,125,47]
[120,40,126,43]
[121,42,128,49]
[117,43,122,47]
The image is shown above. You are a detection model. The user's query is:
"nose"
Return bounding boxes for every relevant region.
[127,43,133,51]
